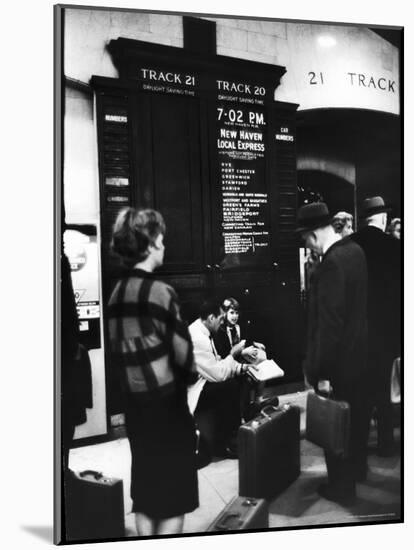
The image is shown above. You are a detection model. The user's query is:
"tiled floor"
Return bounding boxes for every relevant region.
[68,392,401,537]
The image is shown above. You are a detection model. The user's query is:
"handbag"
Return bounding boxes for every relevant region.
[306,390,350,457]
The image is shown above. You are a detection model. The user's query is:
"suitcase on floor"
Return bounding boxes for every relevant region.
[65,470,125,541]
[207,496,268,532]
[238,404,301,499]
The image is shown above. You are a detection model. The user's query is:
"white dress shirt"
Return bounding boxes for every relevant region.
[187,318,242,414]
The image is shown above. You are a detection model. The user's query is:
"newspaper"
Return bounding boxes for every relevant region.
[247,359,284,382]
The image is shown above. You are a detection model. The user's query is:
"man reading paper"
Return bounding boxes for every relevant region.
[187,299,253,459]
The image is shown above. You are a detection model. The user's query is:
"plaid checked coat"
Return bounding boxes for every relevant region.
[107,268,197,400]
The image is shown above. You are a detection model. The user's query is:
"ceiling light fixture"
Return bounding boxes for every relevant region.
[317,35,337,47]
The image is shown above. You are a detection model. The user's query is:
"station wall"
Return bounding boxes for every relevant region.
[62,8,400,439]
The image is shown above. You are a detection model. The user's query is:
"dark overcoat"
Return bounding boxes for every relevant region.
[62,253,93,426]
[303,238,368,391]
[351,226,401,359]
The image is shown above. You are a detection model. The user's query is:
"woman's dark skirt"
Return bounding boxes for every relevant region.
[124,389,199,519]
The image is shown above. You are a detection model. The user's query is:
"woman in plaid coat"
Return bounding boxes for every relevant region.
[108,207,199,536]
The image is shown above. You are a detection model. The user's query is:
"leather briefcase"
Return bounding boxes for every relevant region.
[65,470,125,542]
[306,391,350,457]
[207,496,268,532]
[238,404,301,499]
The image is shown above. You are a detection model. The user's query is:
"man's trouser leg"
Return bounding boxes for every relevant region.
[196,379,241,452]
[324,384,370,493]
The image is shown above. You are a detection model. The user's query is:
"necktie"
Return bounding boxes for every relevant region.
[230,326,239,346]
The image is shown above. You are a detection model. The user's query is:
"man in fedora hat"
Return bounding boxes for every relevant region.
[297,202,369,503]
[351,196,401,457]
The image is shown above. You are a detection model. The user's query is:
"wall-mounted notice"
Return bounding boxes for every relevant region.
[64,228,101,349]
[216,80,271,264]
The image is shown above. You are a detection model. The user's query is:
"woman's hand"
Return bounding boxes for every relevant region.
[230,339,246,359]
[241,345,259,363]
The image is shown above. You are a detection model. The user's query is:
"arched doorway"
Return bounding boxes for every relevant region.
[296,108,401,225]
[298,169,355,217]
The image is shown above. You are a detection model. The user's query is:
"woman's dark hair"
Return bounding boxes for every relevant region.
[111,207,166,267]
[222,297,240,312]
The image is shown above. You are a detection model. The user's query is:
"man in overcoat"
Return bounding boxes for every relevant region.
[351,196,401,456]
[298,202,369,504]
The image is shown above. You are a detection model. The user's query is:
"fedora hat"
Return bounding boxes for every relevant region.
[361,196,391,217]
[296,202,332,233]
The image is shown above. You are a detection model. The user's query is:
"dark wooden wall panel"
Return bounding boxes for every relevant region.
[150,94,204,270]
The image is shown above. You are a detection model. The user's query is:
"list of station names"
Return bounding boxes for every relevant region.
[216,79,270,258]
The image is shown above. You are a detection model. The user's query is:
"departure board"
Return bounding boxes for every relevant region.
[215,79,271,266]
[98,38,288,271]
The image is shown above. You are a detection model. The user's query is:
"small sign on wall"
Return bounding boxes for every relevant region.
[64,226,101,349]
[104,114,127,123]
[105,177,129,187]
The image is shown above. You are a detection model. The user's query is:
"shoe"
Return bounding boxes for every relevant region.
[317,483,356,506]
